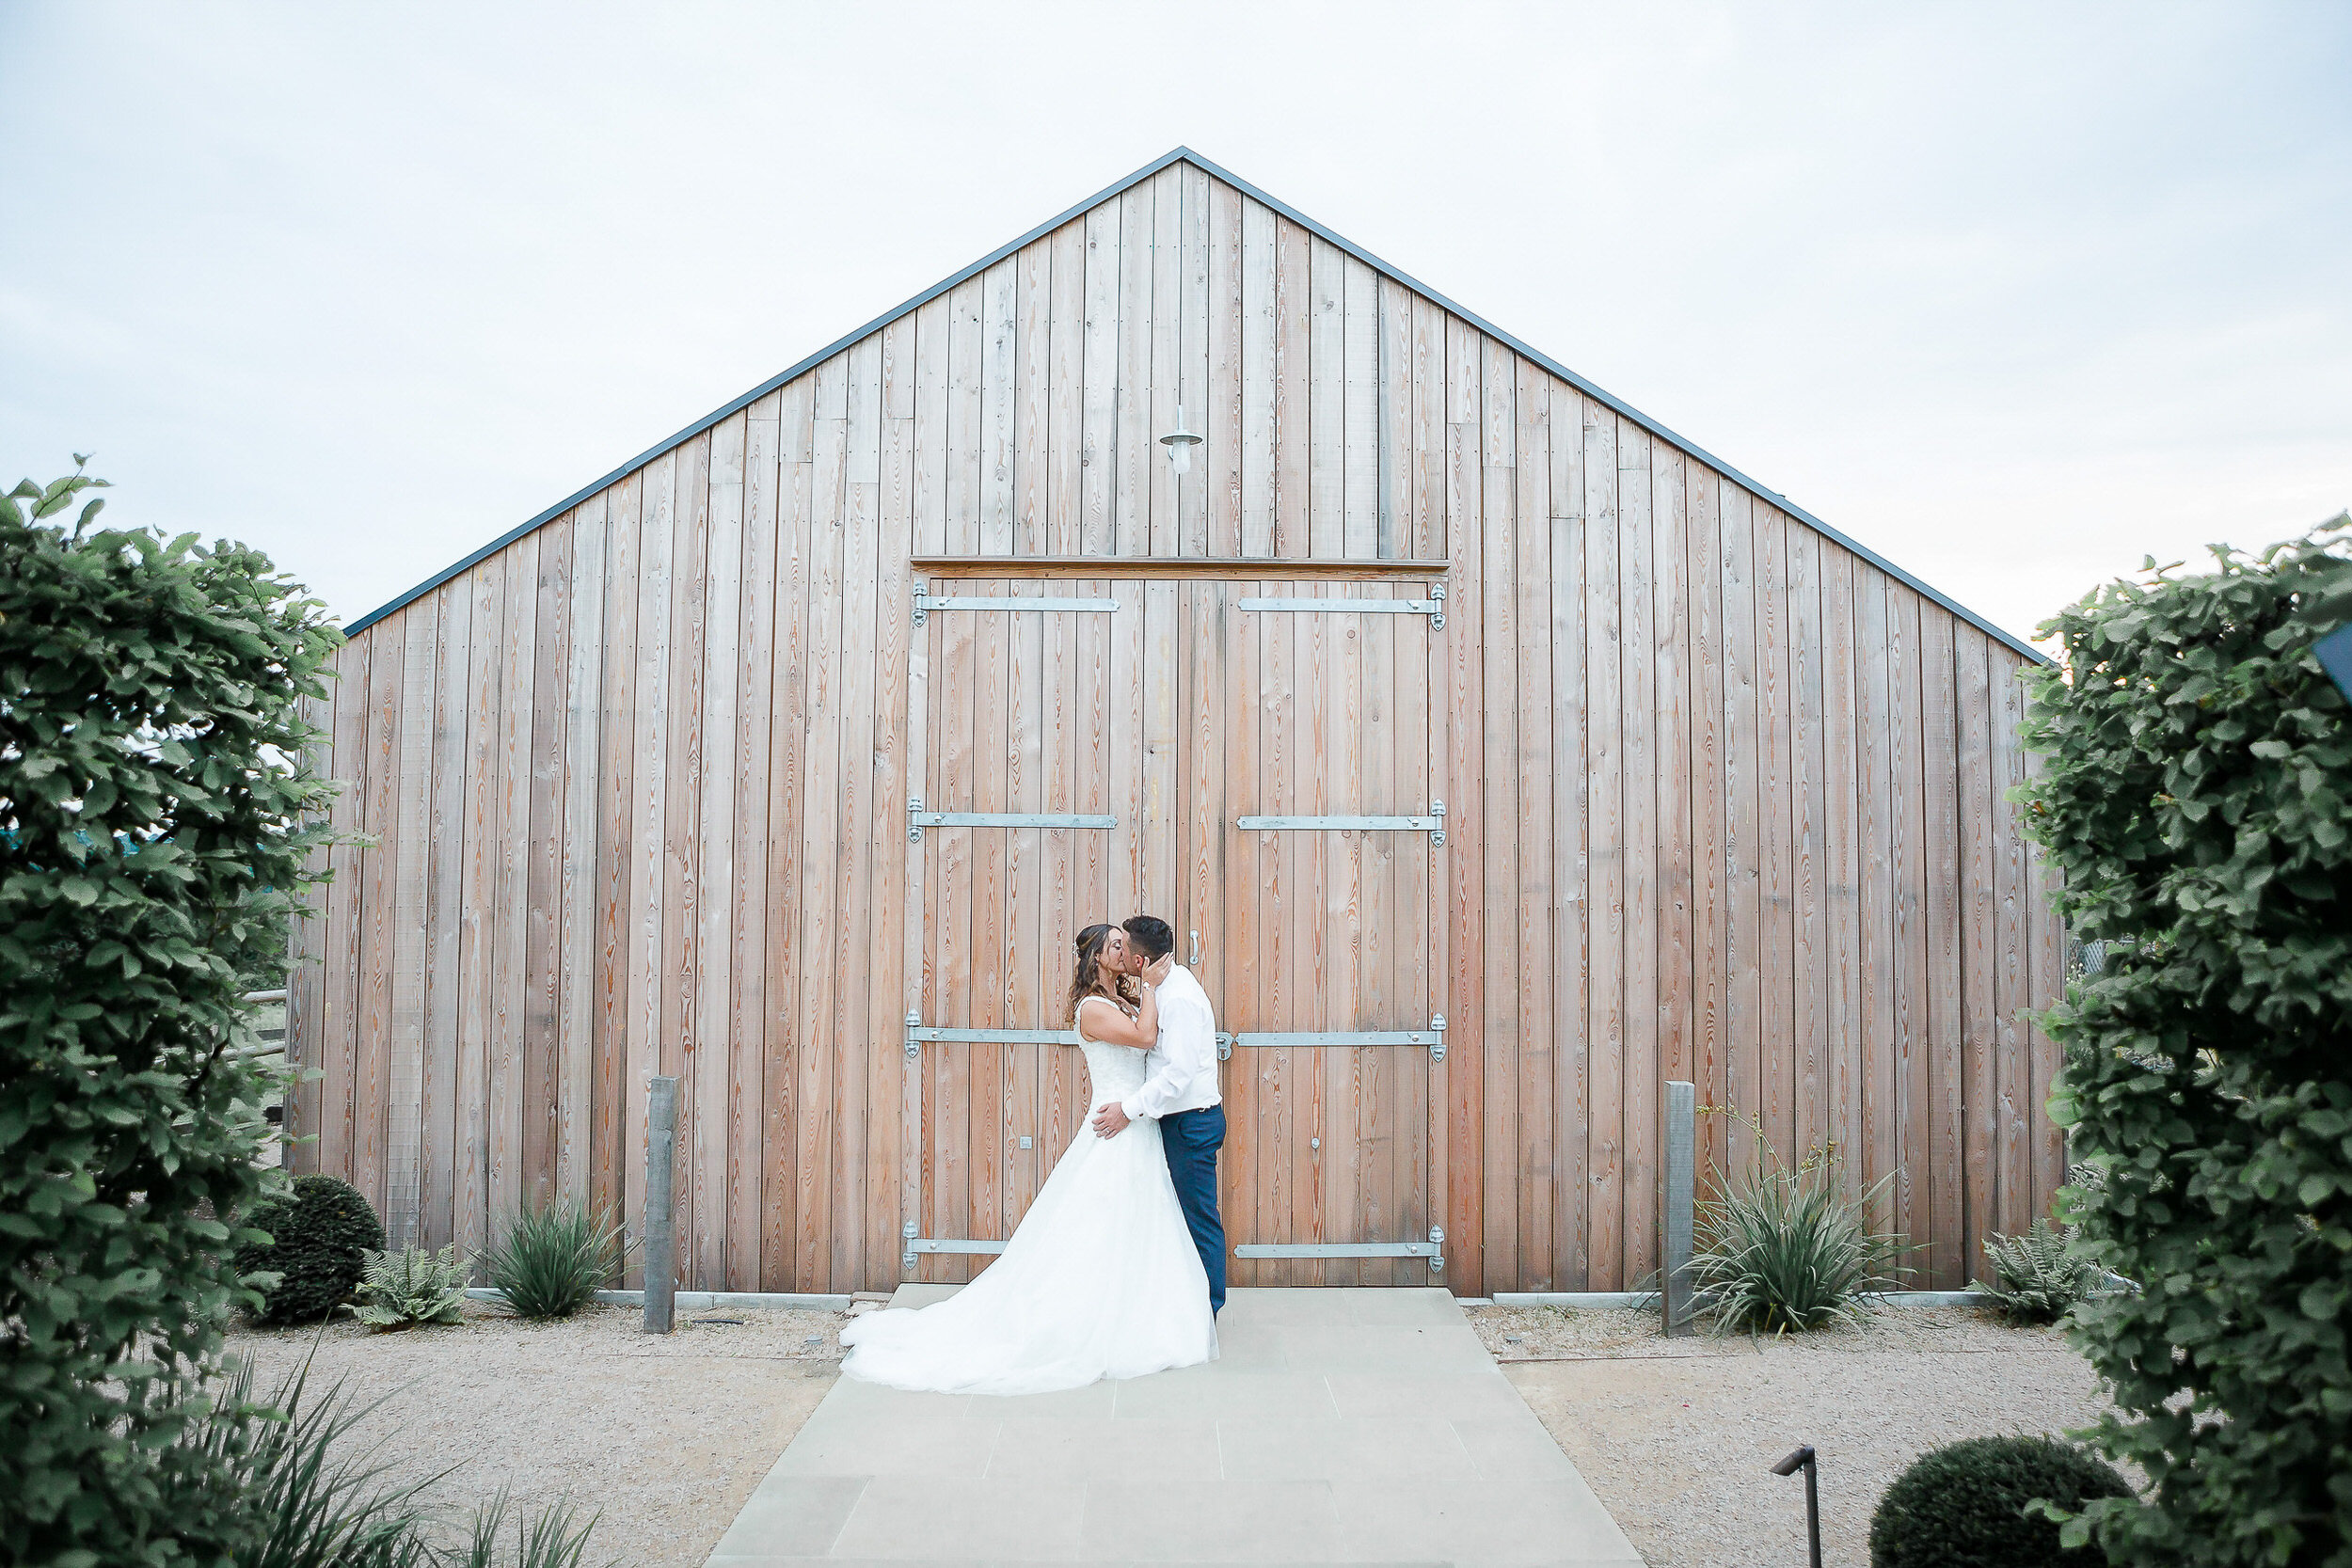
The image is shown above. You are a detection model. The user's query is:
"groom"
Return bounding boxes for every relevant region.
[1090,914,1227,1316]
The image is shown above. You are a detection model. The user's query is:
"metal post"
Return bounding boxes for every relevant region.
[1772,1446,1822,1568]
[1663,1079,1695,1337]
[643,1075,679,1335]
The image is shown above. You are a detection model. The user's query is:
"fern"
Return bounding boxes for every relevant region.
[1974,1216,2097,1324]
[345,1243,469,1330]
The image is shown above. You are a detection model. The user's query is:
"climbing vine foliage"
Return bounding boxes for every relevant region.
[2022,515,2352,1566]
[0,463,342,1565]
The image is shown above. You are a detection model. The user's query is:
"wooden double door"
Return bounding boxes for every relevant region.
[898,575,1450,1288]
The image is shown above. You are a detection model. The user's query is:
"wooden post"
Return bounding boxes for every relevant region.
[1663,1080,1695,1337]
[643,1075,678,1335]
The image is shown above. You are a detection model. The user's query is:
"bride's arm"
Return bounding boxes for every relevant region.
[1075,984,1159,1051]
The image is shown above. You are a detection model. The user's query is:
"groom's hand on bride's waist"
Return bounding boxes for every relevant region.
[1091,1102,1132,1138]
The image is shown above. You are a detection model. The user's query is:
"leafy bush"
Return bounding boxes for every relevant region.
[0,462,341,1561]
[2023,516,2352,1564]
[1975,1217,2099,1325]
[484,1199,621,1320]
[237,1174,387,1324]
[349,1243,469,1330]
[1689,1154,1910,1334]
[1869,1434,2132,1568]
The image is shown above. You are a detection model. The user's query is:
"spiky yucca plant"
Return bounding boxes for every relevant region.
[483,1199,622,1321]
[1690,1159,1911,1334]
[347,1244,469,1330]
[1975,1217,2099,1324]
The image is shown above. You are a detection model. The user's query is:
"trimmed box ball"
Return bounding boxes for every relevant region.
[233,1174,386,1324]
[1870,1434,2131,1568]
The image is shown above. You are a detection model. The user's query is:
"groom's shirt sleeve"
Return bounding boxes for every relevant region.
[1123,977,1214,1122]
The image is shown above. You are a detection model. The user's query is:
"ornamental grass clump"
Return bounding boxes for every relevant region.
[348,1242,470,1329]
[1868,1434,2131,1568]
[2022,515,2352,1564]
[187,1356,604,1566]
[485,1197,623,1319]
[1689,1153,1909,1334]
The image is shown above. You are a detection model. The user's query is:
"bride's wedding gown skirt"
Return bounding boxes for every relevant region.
[838,1036,1218,1395]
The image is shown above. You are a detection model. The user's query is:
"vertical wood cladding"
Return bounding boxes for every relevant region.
[294,162,2063,1293]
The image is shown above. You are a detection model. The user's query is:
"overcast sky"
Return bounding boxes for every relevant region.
[4,2,2345,648]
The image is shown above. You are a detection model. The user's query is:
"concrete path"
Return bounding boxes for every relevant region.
[704,1286,1643,1567]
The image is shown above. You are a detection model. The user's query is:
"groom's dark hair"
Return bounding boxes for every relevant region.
[1122,914,1175,960]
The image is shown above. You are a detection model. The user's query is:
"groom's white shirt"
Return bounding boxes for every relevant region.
[1121,965,1221,1122]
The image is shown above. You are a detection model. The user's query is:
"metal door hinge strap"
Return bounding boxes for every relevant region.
[905,1015,1073,1059]
[1237,586,1445,628]
[913,581,1120,625]
[901,1219,1009,1273]
[910,1026,1074,1044]
[907,797,1117,840]
[1218,1015,1447,1062]
[1235,1241,1434,1259]
[1237,800,1445,845]
[1237,1227,1444,1272]
[906,1238,1008,1255]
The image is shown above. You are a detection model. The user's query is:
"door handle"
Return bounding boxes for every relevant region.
[1189,929,1200,968]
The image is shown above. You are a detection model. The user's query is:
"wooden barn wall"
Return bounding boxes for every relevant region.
[288,162,2067,1293]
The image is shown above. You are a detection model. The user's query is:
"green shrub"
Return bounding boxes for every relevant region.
[348,1243,469,1330]
[2023,516,2352,1564]
[1870,1434,2131,1568]
[484,1199,621,1320]
[0,462,342,1562]
[1689,1155,1910,1334]
[1975,1217,2099,1325]
[237,1174,387,1324]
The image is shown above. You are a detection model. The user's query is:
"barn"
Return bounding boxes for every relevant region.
[288,148,2065,1299]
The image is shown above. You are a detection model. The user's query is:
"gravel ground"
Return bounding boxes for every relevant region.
[226,1301,848,1568]
[227,1294,2106,1568]
[1467,1301,2113,1567]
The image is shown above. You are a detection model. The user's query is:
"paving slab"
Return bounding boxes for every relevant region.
[706,1288,1643,1567]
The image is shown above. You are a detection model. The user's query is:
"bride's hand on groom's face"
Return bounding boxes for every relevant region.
[1144,953,1174,986]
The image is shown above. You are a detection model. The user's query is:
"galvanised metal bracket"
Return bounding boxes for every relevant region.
[1237,585,1445,629]
[1217,1015,1446,1062]
[1235,800,1444,846]
[902,1216,1008,1273]
[914,580,1121,626]
[905,1017,1079,1060]
[908,797,1118,841]
[1234,1225,1447,1267]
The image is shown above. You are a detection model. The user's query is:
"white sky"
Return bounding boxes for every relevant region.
[4,2,2346,648]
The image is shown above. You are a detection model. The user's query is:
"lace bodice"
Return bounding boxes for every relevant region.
[1074,1001,1149,1103]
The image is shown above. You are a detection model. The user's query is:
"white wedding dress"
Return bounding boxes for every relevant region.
[838,1009,1218,1394]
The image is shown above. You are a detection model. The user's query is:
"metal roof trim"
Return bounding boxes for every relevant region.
[346,146,2045,663]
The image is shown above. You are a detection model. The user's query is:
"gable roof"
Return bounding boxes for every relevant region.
[348,147,2042,662]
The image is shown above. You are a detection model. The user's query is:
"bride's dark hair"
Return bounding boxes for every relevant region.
[1066,923,1136,1022]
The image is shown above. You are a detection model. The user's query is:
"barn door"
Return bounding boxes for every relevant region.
[1179,578,1452,1287]
[897,578,1170,1283]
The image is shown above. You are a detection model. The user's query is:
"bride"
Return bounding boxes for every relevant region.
[837,923,1219,1395]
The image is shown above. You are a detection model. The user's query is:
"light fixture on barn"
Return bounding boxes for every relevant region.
[1159,406,1202,475]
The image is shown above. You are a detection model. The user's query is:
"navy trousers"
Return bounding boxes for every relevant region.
[1160,1104,1228,1314]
